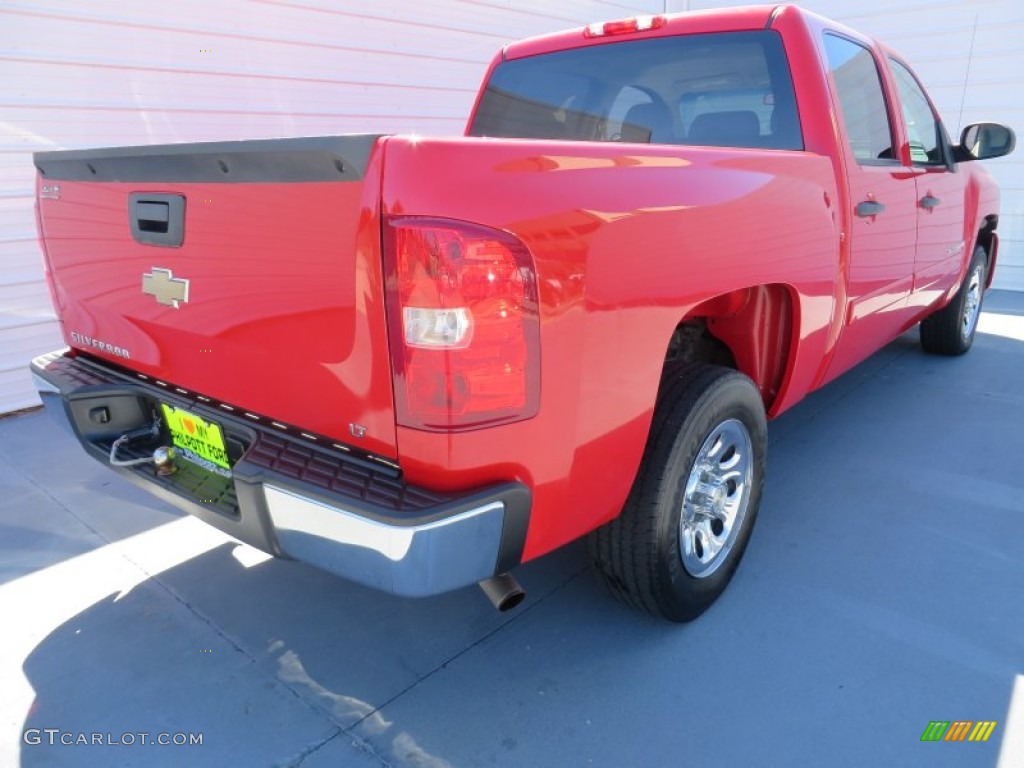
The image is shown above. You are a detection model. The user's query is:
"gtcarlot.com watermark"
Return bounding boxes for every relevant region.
[24,729,203,747]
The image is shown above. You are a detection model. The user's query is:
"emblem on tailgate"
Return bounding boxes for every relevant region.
[69,331,131,359]
[142,268,190,308]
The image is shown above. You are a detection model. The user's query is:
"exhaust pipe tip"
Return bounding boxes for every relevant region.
[479,573,525,612]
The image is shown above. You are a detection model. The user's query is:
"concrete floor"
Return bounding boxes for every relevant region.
[2,292,1023,768]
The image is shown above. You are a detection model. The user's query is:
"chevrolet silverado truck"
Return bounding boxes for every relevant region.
[30,5,1014,621]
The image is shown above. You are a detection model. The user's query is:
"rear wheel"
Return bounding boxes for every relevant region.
[589,364,767,622]
[920,246,987,356]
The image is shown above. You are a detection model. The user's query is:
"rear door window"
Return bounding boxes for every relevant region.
[822,34,897,164]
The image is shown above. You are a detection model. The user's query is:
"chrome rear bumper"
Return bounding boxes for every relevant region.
[265,486,508,596]
[31,349,530,597]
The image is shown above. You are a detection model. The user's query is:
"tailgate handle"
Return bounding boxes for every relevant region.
[129,193,185,247]
[136,202,169,230]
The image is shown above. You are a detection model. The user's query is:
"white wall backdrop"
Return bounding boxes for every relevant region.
[1,0,1020,413]
[0,0,663,413]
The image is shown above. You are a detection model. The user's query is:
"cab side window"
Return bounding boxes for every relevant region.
[889,58,947,165]
[823,34,896,164]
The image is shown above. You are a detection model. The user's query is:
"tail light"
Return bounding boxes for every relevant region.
[34,196,62,312]
[383,216,540,431]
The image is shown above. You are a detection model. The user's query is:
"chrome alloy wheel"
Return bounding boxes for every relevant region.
[679,418,753,578]
[961,264,984,342]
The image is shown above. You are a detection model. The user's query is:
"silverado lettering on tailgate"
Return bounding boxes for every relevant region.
[69,331,131,359]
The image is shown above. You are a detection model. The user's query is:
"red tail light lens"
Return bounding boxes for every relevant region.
[384,216,540,431]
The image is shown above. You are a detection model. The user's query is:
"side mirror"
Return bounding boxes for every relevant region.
[957,122,1016,161]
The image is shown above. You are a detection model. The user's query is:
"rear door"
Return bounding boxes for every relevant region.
[821,32,919,380]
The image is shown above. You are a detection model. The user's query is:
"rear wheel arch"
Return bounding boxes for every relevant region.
[664,284,799,411]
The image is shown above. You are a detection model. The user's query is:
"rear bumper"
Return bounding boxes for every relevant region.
[31,349,530,597]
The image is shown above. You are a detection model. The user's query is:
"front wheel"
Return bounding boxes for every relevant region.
[589,364,767,622]
[920,246,987,356]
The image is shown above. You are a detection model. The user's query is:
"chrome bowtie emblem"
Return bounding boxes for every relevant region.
[142,268,190,308]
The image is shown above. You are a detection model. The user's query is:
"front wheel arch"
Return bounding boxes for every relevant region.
[920,245,987,356]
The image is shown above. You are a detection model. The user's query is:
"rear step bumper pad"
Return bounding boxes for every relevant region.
[30,349,530,598]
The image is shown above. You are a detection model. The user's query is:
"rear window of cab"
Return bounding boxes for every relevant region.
[469,30,802,150]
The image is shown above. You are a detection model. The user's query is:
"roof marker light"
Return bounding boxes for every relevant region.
[584,15,667,38]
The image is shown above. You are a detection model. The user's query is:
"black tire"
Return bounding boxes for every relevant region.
[589,363,767,622]
[920,246,987,356]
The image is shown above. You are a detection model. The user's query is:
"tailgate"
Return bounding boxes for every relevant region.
[33,135,398,459]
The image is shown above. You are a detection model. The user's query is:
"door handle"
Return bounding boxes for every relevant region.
[855,200,886,217]
[919,194,941,209]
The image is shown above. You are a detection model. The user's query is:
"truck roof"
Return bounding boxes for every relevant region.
[503,4,787,61]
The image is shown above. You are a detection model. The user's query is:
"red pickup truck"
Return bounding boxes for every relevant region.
[30,5,1014,621]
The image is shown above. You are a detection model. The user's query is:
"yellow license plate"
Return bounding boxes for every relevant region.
[161,404,231,471]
